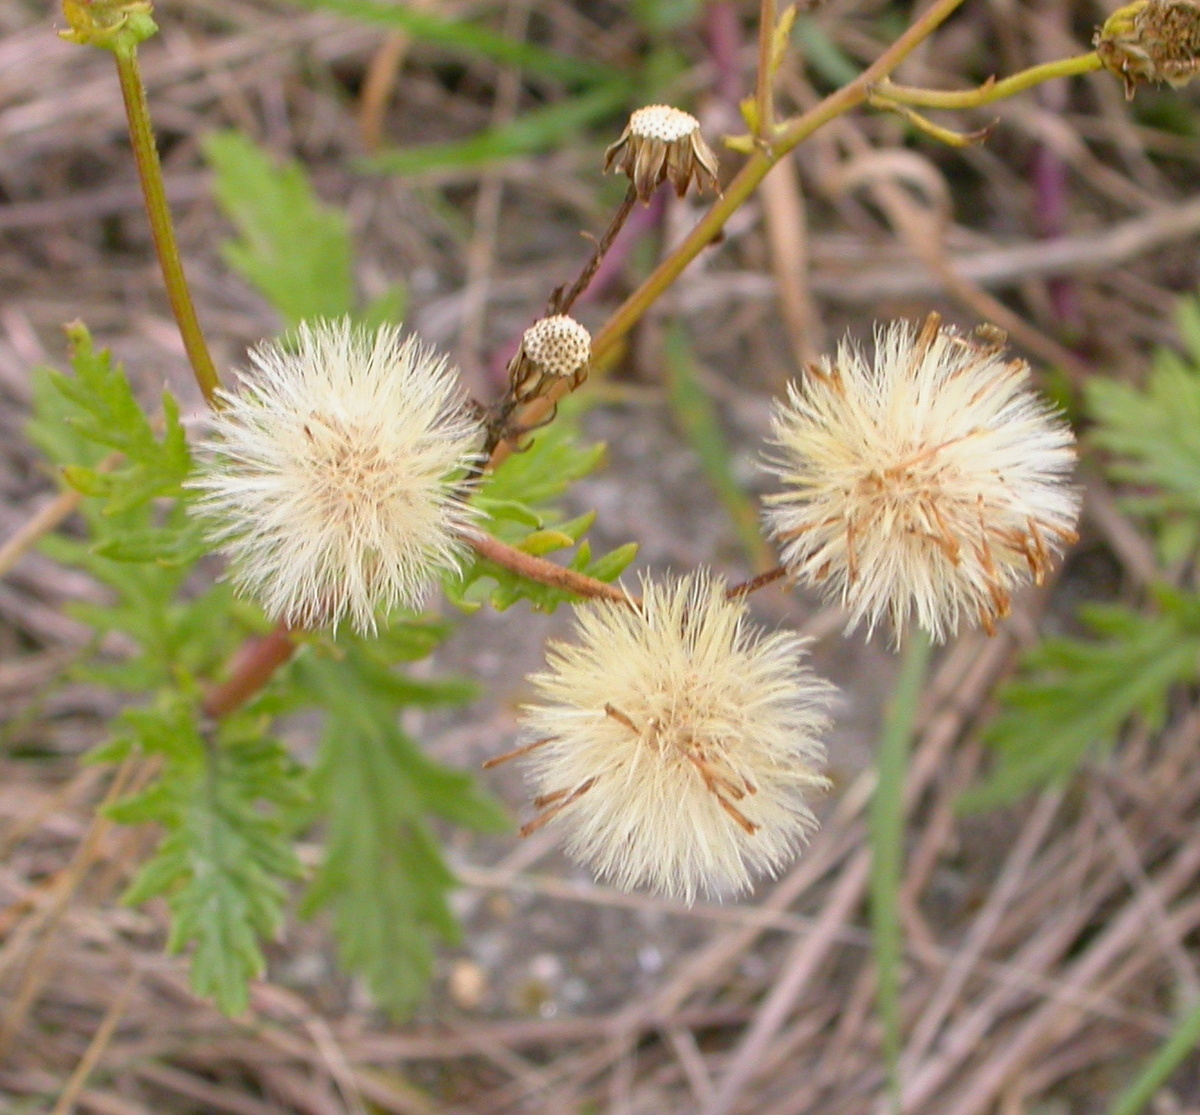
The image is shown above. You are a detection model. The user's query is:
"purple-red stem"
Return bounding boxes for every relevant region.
[202,623,296,719]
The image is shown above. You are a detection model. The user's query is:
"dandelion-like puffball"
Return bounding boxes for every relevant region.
[512,572,831,903]
[190,319,482,632]
[762,314,1080,642]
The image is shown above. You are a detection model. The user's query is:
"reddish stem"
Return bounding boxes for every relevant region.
[726,565,789,600]
[202,622,296,719]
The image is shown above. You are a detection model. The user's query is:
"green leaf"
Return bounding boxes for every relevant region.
[366,83,628,176]
[297,635,507,1015]
[112,699,306,1016]
[286,0,616,86]
[965,589,1200,810]
[1087,302,1200,518]
[30,325,191,510]
[1107,996,1200,1115]
[447,398,636,612]
[664,326,774,570]
[203,131,355,326]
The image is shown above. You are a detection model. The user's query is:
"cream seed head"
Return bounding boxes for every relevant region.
[513,572,832,903]
[762,314,1080,643]
[604,104,720,203]
[189,319,483,633]
[521,315,592,380]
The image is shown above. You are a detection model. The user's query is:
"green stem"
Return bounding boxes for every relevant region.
[754,0,778,138]
[877,51,1103,109]
[871,628,933,1110]
[590,0,970,365]
[113,44,222,406]
[1107,997,1200,1115]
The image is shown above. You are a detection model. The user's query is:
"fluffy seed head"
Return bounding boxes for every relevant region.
[605,104,720,203]
[1096,0,1200,97]
[513,572,831,903]
[520,315,592,379]
[762,314,1080,642]
[189,319,482,632]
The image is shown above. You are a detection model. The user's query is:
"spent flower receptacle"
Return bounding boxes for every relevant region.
[509,314,592,402]
[60,0,157,50]
[605,105,720,204]
[1096,0,1200,96]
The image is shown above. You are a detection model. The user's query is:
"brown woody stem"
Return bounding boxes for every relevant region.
[550,184,639,316]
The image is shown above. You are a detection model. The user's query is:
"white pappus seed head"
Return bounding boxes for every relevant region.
[189,319,483,633]
[514,572,832,903]
[762,314,1081,643]
[521,315,592,379]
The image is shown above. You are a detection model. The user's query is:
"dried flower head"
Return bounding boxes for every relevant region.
[762,314,1080,642]
[190,319,482,632]
[1096,0,1200,97]
[507,572,831,903]
[508,314,592,405]
[604,105,720,203]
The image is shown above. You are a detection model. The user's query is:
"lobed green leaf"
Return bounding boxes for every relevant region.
[964,588,1200,810]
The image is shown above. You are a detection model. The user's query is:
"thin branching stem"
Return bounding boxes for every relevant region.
[466,532,636,605]
[551,184,639,316]
[202,622,296,719]
[754,0,778,138]
[113,43,222,407]
[497,0,974,460]
[876,51,1103,109]
[726,565,788,599]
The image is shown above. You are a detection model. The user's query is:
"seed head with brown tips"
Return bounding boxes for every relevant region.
[761,316,1081,643]
[508,572,831,903]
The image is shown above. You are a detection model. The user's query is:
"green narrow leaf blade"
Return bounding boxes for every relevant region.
[664,326,774,570]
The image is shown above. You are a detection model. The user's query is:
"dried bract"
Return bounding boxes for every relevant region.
[604,105,720,203]
[190,319,482,633]
[762,315,1080,642]
[510,572,831,903]
[1095,0,1200,96]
